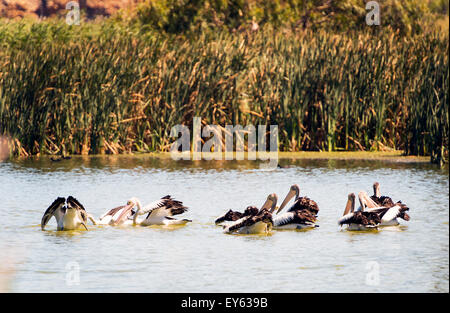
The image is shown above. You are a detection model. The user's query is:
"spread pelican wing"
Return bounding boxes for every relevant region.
[143,196,188,219]
[41,196,90,231]
[41,197,66,230]
[115,196,190,226]
[89,204,133,226]
[99,205,126,220]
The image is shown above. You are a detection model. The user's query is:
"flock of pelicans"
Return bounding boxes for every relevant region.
[40,182,410,234]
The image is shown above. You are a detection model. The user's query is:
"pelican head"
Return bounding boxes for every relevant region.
[261,193,278,213]
[113,197,141,225]
[343,193,356,216]
[373,182,380,197]
[277,184,300,214]
[358,191,369,211]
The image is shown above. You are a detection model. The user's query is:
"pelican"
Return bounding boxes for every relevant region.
[273,184,319,229]
[114,195,191,226]
[215,206,259,226]
[338,193,380,231]
[41,196,89,231]
[359,191,410,226]
[370,182,396,207]
[273,209,318,230]
[87,205,136,226]
[223,194,277,234]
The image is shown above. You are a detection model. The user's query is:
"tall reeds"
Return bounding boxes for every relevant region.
[0,21,448,165]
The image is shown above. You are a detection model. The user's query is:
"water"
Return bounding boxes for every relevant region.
[0,156,448,292]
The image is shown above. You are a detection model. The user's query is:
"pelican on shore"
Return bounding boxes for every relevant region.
[41,196,89,231]
[114,195,190,226]
[273,184,319,229]
[338,193,380,231]
[223,194,277,234]
[359,191,410,226]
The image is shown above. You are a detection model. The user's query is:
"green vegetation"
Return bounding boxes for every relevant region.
[0,1,448,166]
[131,0,447,35]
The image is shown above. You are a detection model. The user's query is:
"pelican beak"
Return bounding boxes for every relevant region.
[114,203,134,225]
[277,189,296,214]
[344,193,355,215]
[358,191,367,211]
[260,198,273,211]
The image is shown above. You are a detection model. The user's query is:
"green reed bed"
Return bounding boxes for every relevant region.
[0,20,448,165]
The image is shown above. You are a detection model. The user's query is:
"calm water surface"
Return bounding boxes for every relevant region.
[0,156,448,292]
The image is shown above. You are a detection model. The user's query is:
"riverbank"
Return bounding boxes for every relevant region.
[0,2,448,166]
[9,151,430,164]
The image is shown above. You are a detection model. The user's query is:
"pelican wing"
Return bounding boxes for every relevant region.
[288,197,319,215]
[338,212,356,226]
[215,209,243,224]
[67,196,88,228]
[274,212,296,227]
[366,206,389,217]
[274,211,316,227]
[370,195,395,207]
[380,204,409,222]
[41,197,65,230]
[100,205,126,220]
[340,211,380,226]
[67,196,86,211]
[223,216,252,233]
[145,196,188,219]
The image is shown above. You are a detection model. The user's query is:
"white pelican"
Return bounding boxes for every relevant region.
[87,204,136,226]
[115,195,190,226]
[223,194,277,234]
[273,184,319,229]
[338,193,381,231]
[358,191,410,226]
[41,196,89,231]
